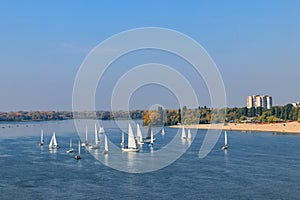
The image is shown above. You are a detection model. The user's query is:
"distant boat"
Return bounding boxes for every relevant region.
[122,124,140,152]
[161,127,165,136]
[89,124,100,149]
[221,131,228,150]
[39,129,44,146]
[136,124,144,145]
[75,141,81,160]
[120,131,125,147]
[144,125,156,143]
[81,126,89,147]
[49,132,59,150]
[149,130,154,147]
[187,129,191,142]
[99,126,105,135]
[181,126,186,139]
[66,138,74,153]
[103,135,108,155]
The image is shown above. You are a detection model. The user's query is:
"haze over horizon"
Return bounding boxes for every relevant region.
[1,1,300,111]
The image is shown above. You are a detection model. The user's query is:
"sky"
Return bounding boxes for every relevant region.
[0,1,300,111]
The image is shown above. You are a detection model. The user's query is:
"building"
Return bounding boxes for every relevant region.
[292,102,300,107]
[247,95,272,109]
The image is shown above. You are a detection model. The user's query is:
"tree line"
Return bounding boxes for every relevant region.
[142,105,300,126]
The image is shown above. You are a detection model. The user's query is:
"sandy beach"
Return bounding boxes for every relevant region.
[170,121,300,134]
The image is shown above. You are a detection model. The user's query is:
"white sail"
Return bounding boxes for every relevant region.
[187,129,191,139]
[41,130,44,143]
[150,130,154,144]
[53,132,58,146]
[104,135,108,152]
[121,131,125,145]
[49,134,54,147]
[128,124,137,149]
[99,126,105,134]
[224,131,228,146]
[181,127,186,139]
[78,141,81,155]
[161,128,165,136]
[136,124,143,142]
[85,126,88,141]
[94,124,98,144]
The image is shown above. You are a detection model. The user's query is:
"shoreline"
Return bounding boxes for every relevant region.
[170,121,300,134]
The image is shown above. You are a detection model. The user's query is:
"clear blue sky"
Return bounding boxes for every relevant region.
[0,1,300,111]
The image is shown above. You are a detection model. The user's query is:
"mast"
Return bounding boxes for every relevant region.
[85,126,88,141]
[70,138,72,148]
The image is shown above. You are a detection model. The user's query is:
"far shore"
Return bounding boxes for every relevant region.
[170,121,300,134]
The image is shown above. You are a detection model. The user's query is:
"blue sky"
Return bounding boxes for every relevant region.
[0,1,300,111]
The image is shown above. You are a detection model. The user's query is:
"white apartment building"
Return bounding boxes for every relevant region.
[247,95,272,109]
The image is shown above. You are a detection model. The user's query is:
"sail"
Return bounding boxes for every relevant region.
[53,132,58,146]
[137,124,143,142]
[121,131,124,144]
[104,135,108,151]
[70,138,72,148]
[162,128,165,136]
[94,124,98,144]
[99,126,105,134]
[187,129,191,139]
[181,127,186,139]
[85,126,88,141]
[128,124,137,149]
[146,125,152,138]
[78,141,81,155]
[224,131,228,146]
[150,130,154,144]
[49,133,54,147]
[41,130,44,142]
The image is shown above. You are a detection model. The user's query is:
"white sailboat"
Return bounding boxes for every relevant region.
[75,141,81,160]
[66,138,74,153]
[39,129,44,146]
[144,125,156,143]
[89,124,100,149]
[161,127,165,136]
[221,131,228,150]
[187,129,192,142]
[103,135,108,154]
[136,124,144,145]
[181,126,186,139]
[120,131,125,147]
[99,126,105,135]
[122,124,140,152]
[149,130,154,147]
[49,132,59,150]
[81,126,89,147]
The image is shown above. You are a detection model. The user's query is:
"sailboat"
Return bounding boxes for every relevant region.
[66,138,74,153]
[136,124,144,145]
[99,126,105,135]
[103,135,108,154]
[81,126,89,147]
[49,132,59,150]
[39,129,44,146]
[144,125,156,143]
[181,126,186,139]
[75,141,81,160]
[89,124,100,149]
[221,131,228,150]
[161,127,165,136]
[187,129,192,142]
[149,130,154,147]
[120,131,125,147]
[122,124,140,152]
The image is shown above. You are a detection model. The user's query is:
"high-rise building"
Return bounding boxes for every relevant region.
[247,95,272,109]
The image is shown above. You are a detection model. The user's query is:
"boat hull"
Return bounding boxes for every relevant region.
[143,138,156,143]
[122,148,140,152]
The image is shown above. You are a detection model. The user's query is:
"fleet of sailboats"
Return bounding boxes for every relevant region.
[122,124,140,152]
[49,132,59,150]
